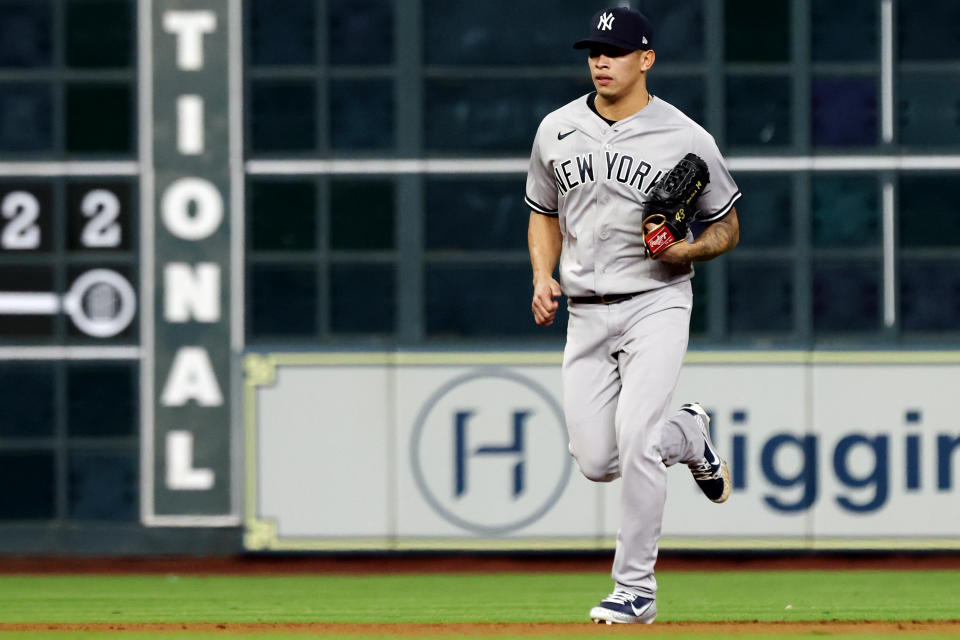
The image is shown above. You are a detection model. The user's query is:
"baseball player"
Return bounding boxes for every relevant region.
[525,7,740,625]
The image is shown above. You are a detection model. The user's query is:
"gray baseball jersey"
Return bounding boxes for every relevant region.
[525,94,741,297]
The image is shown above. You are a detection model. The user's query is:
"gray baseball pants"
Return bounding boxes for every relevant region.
[562,281,705,598]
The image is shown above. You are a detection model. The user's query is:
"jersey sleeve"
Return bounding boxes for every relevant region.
[524,121,559,216]
[690,130,740,223]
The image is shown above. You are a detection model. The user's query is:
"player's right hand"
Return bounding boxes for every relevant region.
[532,278,562,326]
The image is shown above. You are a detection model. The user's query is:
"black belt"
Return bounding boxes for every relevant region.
[569,291,644,305]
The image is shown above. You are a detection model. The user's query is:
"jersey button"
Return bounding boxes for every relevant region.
[599,230,609,239]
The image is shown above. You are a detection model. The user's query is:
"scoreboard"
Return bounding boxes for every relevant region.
[144,0,240,525]
[0,179,137,341]
[0,0,241,529]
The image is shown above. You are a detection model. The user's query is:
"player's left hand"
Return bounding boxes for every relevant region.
[644,221,692,264]
[651,241,691,264]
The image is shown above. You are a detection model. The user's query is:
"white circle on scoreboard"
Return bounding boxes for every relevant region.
[62,269,137,337]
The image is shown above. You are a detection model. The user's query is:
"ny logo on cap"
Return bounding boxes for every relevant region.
[598,12,615,30]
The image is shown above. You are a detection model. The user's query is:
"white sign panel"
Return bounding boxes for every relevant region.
[244,352,960,550]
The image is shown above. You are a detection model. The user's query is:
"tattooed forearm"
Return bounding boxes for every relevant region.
[689,207,740,262]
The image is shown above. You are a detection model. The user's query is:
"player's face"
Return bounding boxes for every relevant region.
[587,45,649,99]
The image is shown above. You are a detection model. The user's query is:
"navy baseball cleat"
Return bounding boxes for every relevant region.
[589,590,657,624]
[681,402,731,503]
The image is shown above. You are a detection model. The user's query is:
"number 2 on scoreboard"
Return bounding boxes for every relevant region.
[0,188,123,250]
[80,189,122,248]
[0,191,41,249]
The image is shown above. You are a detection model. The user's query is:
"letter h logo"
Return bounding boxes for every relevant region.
[454,410,528,498]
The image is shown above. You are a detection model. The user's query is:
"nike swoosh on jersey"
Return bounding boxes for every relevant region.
[557,130,576,140]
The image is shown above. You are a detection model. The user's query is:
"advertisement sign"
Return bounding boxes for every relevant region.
[244,352,960,550]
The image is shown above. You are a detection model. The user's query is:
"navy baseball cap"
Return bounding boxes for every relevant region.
[573,7,653,51]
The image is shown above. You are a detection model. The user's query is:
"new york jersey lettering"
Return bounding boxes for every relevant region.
[602,151,659,194]
[555,153,596,196]
[555,151,663,198]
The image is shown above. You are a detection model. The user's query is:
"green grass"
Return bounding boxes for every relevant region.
[0,570,957,637]
[1,570,959,623]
